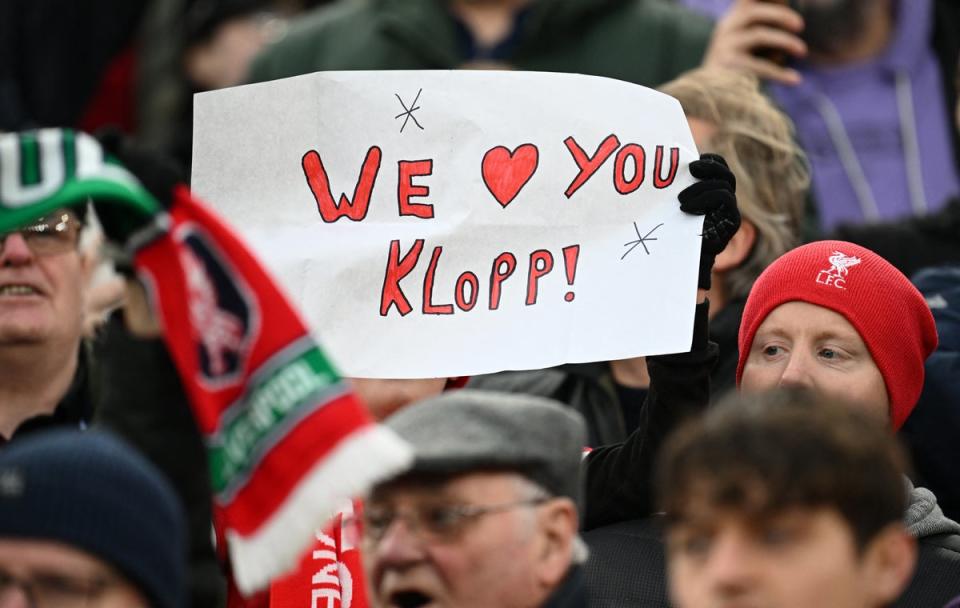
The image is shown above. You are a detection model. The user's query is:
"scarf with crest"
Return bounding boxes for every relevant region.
[0,128,412,595]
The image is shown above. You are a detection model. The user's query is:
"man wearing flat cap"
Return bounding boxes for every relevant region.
[363,389,588,608]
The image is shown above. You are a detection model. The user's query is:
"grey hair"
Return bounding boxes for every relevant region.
[571,535,590,565]
[513,477,589,565]
[78,200,102,252]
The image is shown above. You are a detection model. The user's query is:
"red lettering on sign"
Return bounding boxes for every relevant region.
[422,246,454,315]
[380,239,424,317]
[525,250,554,306]
[398,159,434,219]
[653,145,680,189]
[489,252,517,310]
[613,144,646,195]
[455,272,479,312]
[302,146,382,222]
[563,134,620,198]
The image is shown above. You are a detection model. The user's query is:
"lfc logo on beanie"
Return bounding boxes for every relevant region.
[815,251,862,289]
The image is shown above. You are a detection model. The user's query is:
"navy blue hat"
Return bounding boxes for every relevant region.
[0,430,187,608]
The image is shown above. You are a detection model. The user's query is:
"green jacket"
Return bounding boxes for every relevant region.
[248,0,712,88]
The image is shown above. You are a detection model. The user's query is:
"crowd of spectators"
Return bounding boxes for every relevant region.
[1,1,959,607]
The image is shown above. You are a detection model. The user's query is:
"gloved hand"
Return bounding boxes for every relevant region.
[94,130,186,336]
[95,128,184,244]
[678,153,741,290]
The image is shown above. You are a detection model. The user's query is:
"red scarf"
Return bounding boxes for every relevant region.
[134,186,411,594]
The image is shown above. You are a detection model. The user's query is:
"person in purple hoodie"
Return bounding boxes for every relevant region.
[696,0,960,232]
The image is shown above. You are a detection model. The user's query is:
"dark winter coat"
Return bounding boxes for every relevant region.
[247,0,712,88]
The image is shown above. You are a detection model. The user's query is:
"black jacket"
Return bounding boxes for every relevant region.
[543,567,588,608]
[903,533,960,608]
[583,516,669,608]
[581,509,960,608]
[3,344,95,443]
[472,300,723,448]
[932,1,960,180]
[469,362,632,447]
[708,297,744,402]
[581,301,716,531]
[93,315,226,608]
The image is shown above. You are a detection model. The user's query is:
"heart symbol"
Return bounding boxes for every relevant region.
[481,144,539,208]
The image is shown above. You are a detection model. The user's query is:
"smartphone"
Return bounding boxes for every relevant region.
[753,0,800,67]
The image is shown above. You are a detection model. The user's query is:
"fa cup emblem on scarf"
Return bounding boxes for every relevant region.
[178,228,256,383]
[817,251,862,290]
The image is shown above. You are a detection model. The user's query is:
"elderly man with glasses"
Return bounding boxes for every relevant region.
[362,389,588,608]
[0,129,226,607]
[0,204,95,441]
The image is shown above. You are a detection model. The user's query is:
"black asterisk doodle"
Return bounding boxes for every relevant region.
[621,222,663,260]
[394,88,424,133]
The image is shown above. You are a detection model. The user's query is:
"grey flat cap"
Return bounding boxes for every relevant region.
[384,389,587,505]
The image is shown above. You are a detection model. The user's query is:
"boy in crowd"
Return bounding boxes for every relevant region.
[657,391,917,608]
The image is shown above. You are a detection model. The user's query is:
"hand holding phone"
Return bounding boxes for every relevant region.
[753,0,800,66]
[702,0,807,85]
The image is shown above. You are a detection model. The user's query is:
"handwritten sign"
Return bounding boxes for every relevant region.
[191,71,702,378]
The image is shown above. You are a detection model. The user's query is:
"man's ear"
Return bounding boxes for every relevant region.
[860,524,917,605]
[534,498,579,589]
[713,219,756,272]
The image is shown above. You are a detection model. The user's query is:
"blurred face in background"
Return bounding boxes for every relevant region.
[795,0,887,57]
[185,15,285,90]
[0,540,149,608]
[667,501,911,608]
[350,378,448,420]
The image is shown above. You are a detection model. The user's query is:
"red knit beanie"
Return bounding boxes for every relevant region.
[736,240,938,430]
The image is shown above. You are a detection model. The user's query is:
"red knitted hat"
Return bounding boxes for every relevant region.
[736,240,938,430]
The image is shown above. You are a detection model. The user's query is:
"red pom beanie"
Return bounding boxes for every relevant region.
[736,240,938,430]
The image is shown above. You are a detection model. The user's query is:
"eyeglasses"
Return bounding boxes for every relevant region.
[0,568,117,608]
[0,211,81,257]
[362,497,549,545]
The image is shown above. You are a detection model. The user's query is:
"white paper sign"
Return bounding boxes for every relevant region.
[192,70,702,378]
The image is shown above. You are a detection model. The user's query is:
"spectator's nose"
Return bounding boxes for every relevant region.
[777,351,813,391]
[0,233,35,266]
[372,516,428,568]
[703,529,759,598]
[0,585,32,608]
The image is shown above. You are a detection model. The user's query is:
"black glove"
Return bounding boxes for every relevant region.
[678,153,741,290]
[95,128,185,243]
